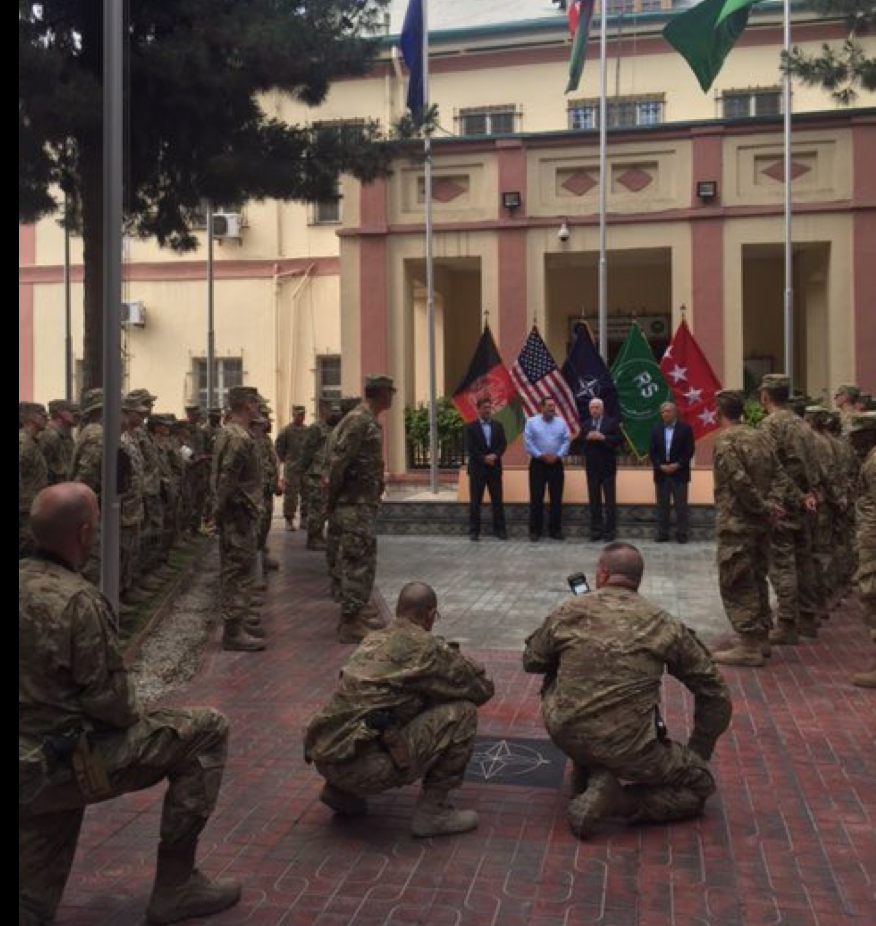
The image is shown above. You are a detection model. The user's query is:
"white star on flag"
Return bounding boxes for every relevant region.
[683,386,703,405]
[668,364,688,384]
[659,319,723,441]
[698,407,717,426]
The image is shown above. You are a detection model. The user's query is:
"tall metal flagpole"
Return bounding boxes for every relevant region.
[597,1,609,359]
[63,192,73,401]
[206,200,216,409]
[423,0,439,494]
[100,0,123,613]
[782,0,794,386]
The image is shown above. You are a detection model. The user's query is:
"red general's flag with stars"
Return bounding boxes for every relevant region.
[659,319,722,440]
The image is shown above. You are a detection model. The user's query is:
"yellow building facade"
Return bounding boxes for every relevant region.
[19,4,876,477]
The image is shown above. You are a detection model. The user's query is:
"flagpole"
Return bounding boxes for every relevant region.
[597,1,609,360]
[782,0,793,387]
[422,0,438,493]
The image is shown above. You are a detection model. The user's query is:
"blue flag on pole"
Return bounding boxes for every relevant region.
[400,0,425,118]
[562,323,620,421]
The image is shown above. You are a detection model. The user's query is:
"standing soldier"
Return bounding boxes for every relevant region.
[710,390,785,667]
[252,403,282,580]
[70,388,104,585]
[211,386,265,651]
[38,400,80,485]
[833,384,860,435]
[326,397,361,602]
[849,413,876,688]
[275,405,308,531]
[301,401,340,552]
[327,374,395,643]
[118,397,147,611]
[19,402,49,557]
[183,403,210,536]
[127,389,164,582]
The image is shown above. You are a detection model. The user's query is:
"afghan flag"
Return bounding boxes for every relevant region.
[565,0,596,94]
[663,0,761,93]
[452,324,523,444]
[611,322,672,458]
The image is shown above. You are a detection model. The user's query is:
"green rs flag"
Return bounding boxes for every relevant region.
[451,324,523,445]
[610,322,671,458]
[663,0,761,93]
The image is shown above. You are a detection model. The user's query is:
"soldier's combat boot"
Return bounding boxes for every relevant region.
[146,838,241,924]
[242,618,267,640]
[336,614,369,644]
[222,621,266,652]
[851,657,876,689]
[712,633,765,667]
[319,783,368,816]
[798,618,819,639]
[411,787,478,837]
[567,768,624,839]
[358,601,388,630]
[768,621,799,645]
[754,630,772,658]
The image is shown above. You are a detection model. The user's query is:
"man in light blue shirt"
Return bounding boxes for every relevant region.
[524,398,570,541]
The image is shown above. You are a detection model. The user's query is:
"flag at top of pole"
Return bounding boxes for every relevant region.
[400,0,426,118]
[565,0,596,94]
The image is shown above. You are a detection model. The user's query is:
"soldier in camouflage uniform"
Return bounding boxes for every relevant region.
[275,405,307,530]
[182,404,210,535]
[327,374,396,642]
[19,483,240,926]
[758,374,821,643]
[523,542,732,840]
[710,390,786,667]
[327,397,362,601]
[118,396,147,607]
[834,383,860,435]
[70,389,105,585]
[305,581,494,836]
[20,402,49,558]
[210,385,265,651]
[849,413,876,688]
[252,403,281,576]
[127,389,165,580]
[299,401,337,551]
[37,399,80,485]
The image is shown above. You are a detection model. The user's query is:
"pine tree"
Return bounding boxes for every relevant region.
[19,0,403,389]
[785,0,876,104]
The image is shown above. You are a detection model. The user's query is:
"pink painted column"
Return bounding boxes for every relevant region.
[496,140,529,461]
[690,129,725,465]
[852,118,876,391]
[19,224,36,400]
[358,178,389,377]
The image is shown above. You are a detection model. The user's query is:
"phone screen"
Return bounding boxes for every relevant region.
[568,572,590,595]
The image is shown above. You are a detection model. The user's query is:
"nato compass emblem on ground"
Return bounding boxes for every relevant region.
[470,739,552,780]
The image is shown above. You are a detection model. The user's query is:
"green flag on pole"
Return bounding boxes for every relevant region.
[663,0,761,93]
[610,322,671,458]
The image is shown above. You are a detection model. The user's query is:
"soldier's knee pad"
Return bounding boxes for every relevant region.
[686,763,716,801]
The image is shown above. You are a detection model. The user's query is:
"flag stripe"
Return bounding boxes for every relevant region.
[511,330,581,437]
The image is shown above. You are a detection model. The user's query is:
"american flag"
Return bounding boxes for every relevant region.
[510,328,581,437]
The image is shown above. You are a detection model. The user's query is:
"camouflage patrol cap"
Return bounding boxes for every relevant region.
[292,404,306,414]
[183,401,201,410]
[147,413,175,429]
[227,385,259,405]
[48,399,79,415]
[127,388,157,405]
[714,389,745,403]
[208,406,224,416]
[122,392,151,414]
[759,373,790,391]
[19,401,48,418]
[804,405,829,422]
[834,384,860,402]
[847,412,876,434]
[80,388,104,416]
[364,374,396,391]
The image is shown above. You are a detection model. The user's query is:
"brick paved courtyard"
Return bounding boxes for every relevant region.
[54,528,875,926]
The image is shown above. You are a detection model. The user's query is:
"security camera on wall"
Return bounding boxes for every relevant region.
[557,221,570,243]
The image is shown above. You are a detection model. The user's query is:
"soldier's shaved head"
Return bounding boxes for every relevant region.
[30,482,98,567]
[396,582,438,626]
[598,542,644,589]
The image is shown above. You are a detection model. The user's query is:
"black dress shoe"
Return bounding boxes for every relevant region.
[550,532,565,541]
[469,534,480,543]
[589,534,603,542]
[676,535,688,544]
[604,533,616,542]
[529,533,541,543]
[655,535,670,543]
[495,531,508,540]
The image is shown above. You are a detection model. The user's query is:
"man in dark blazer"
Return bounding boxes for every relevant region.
[581,397,624,541]
[649,401,695,543]
[464,396,507,541]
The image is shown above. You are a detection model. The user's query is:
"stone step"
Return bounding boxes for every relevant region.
[378,501,714,540]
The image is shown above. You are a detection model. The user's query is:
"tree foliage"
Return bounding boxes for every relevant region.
[785,0,876,104]
[19,0,409,387]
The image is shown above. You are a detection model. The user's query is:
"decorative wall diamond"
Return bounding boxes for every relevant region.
[616,168,653,192]
[561,171,598,196]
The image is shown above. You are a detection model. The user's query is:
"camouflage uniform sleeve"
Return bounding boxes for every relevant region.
[213,431,245,512]
[274,428,288,462]
[73,431,103,494]
[327,414,367,502]
[68,592,139,730]
[412,640,495,706]
[299,425,321,475]
[522,611,562,676]
[715,439,770,519]
[665,623,732,760]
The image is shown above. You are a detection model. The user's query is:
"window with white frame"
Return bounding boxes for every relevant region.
[721,88,782,119]
[568,95,665,130]
[193,357,243,409]
[313,181,341,224]
[316,355,341,401]
[458,106,518,136]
